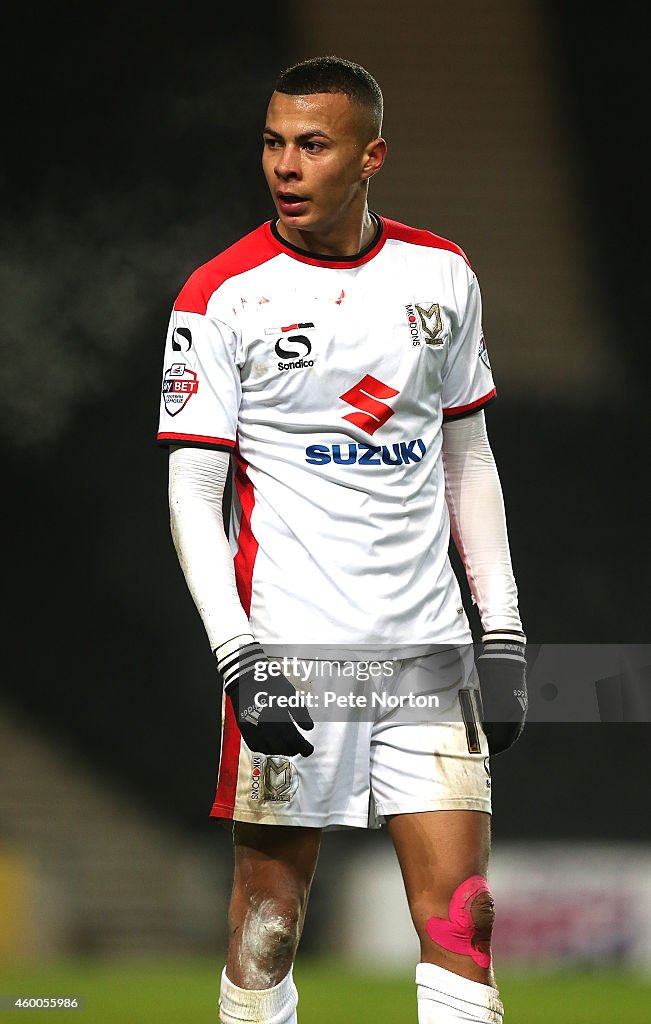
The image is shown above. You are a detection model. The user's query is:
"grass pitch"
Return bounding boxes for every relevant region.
[0,957,649,1022]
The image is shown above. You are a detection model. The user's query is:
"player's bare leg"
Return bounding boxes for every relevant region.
[388,809,503,1023]
[388,809,492,983]
[219,822,321,1024]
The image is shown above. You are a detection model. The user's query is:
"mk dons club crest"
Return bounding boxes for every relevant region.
[415,302,446,346]
[405,302,447,346]
[162,362,199,416]
[262,756,298,802]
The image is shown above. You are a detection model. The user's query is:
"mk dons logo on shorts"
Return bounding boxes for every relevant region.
[405,302,446,347]
[250,755,264,801]
[249,756,298,803]
[162,362,199,416]
[263,757,298,802]
[339,374,399,436]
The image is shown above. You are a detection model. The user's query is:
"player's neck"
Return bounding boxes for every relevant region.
[276,207,377,259]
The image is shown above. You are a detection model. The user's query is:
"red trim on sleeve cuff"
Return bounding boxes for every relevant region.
[157,432,236,448]
[443,388,497,419]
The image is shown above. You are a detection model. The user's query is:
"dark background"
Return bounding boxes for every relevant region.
[2,2,648,857]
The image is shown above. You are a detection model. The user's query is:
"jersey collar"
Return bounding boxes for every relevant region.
[267,212,386,268]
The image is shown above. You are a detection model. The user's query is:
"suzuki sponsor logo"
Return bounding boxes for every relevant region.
[306,438,427,466]
[339,374,399,436]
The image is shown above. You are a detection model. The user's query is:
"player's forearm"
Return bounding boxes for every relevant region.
[441,411,523,633]
[168,446,252,651]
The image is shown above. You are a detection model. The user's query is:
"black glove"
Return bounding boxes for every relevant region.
[217,641,314,757]
[476,631,527,755]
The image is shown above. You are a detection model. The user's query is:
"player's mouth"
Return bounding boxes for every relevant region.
[277,192,309,216]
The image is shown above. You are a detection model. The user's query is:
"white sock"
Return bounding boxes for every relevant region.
[416,962,503,1023]
[219,966,298,1024]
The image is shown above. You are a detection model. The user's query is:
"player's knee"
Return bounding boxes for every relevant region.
[424,875,495,968]
[469,888,495,948]
[239,897,301,968]
[261,906,301,960]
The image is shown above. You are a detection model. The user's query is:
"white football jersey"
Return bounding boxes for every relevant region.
[157,215,496,646]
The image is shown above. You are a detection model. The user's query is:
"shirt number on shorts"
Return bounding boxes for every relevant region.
[459,689,481,753]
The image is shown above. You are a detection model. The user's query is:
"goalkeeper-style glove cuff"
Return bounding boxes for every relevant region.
[476,630,527,756]
[480,630,526,662]
[215,639,315,758]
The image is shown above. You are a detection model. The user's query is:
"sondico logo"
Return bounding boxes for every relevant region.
[274,335,313,371]
[266,322,316,372]
[171,326,193,352]
[339,374,398,436]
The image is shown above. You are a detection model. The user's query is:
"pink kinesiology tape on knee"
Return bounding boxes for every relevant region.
[425,875,493,968]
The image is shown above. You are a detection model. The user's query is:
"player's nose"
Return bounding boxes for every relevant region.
[274,145,301,179]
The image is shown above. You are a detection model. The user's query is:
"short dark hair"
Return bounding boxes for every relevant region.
[275,56,383,139]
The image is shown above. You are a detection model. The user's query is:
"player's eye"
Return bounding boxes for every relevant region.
[303,141,324,152]
[263,137,282,149]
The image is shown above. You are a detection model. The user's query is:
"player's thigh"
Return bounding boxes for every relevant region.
[230,822,321,919]
[388,808,491,916]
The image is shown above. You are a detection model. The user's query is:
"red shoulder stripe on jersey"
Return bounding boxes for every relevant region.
[210,696,241,821]
[443,388,497,419]
[157,432,235,448]
[380,217,471,267]
[174,224,280,315]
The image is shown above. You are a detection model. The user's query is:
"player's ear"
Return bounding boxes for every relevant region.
[360,137,387,181]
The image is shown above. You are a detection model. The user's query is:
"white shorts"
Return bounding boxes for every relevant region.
[210,649,492,829]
